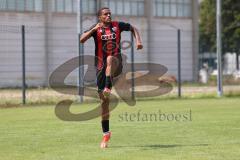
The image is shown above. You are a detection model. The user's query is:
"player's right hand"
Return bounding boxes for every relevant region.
[93,23,103,31]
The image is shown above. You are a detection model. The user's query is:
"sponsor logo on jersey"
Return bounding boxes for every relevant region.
[101,33,116,40]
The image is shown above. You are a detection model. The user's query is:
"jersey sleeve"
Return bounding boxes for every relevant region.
[118,22,131,32]
[83,24,97,37]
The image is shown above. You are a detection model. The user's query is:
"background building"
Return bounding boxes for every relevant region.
[0,0,199,87]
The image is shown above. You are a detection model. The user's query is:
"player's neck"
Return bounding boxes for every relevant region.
[102,22,111,28]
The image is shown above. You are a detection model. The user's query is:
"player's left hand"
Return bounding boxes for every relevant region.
[136,43,143,50]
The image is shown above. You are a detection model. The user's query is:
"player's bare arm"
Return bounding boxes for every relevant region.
[131,25,143,50]
[80,23,102,43]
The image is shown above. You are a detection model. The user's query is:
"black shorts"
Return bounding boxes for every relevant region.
[96,55,123,93]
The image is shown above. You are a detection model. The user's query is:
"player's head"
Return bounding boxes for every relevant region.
[97,7,112,24]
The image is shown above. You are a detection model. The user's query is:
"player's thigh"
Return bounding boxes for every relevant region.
[96,69,106,93]
[113,55,123,77]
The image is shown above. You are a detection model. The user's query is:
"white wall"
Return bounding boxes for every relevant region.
[47,14,78,85]
[148,18,194,81]
[0,13,195,87]
[0,12,47,87]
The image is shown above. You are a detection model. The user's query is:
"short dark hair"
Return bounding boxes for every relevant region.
[97,7,110,17]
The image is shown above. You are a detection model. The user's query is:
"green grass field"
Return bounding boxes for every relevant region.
[0,98,240,160]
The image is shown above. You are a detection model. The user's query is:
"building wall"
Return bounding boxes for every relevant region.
[0,0,198,88]
[47,14,78,85]
[148,18,194,80]
[0,12,47,87]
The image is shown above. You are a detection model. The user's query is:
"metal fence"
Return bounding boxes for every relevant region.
[0,23,239,106]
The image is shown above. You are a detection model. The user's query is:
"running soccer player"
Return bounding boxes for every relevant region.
[80,7,143,148]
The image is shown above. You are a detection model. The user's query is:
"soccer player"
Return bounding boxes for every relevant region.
[80,7,143,148]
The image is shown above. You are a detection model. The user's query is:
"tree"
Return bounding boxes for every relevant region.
[199,0,240,69]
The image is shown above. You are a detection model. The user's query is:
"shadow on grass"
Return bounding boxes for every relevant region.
[111,144,209,150]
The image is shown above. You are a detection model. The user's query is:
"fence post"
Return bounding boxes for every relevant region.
[77,0,84,102]
[131,34,135,100]
[78,34,84,101]
[177,29,182,98]
[21,25,26,104]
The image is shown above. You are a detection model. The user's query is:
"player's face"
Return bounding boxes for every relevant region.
[99,9,112,24]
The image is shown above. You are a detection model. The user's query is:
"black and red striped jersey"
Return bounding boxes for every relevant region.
[84,21,131,70]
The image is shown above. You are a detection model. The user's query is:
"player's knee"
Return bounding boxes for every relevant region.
[107,56,120,69]
[107,56,119,66]
[106,56,114,66]
[102,114,110,120]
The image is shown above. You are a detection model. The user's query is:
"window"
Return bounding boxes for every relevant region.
[101,0,145,16]
[163,0,170,17]
[155,0,192,18]
[65,0,73,13]
[177,1,184,17]
[116,1,123,15]
[0,0,7,10]
[52,0,96,14]
[0,0,43,12]
[170,0,177,17]
[131,1,138,16]
[26,0,34,11]
[109,0,116,15]
[17,0,25,11]
[34,0,42,12]
[73,0,77,13]
[88,0,95,14]
[56,0,64,12]
[53,0,74,13]
[137,1,144,16]
[7,0,16,10]
[182,0,191,17]
[124,1,131,15]
[156,0,163,16]
[51,0,144,15]
[101,0,109,8]
[80,0,95,14]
